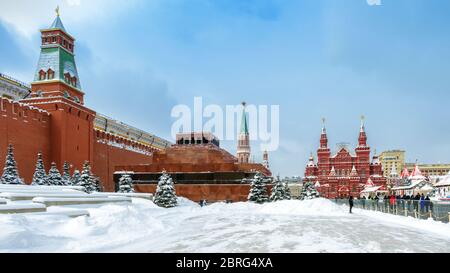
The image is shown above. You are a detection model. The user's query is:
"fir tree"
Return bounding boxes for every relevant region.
[283,182,292,200]
[248,171,269,204]
[154,171,177,208]
[270,177,286,202]
[93,176,102,192]
[62,161,71,185]
[31,152,48,186]
[1,144,24,185]
[71,169,81,186]
[47,162,64,185]
[299,181,320,200]
[78,161,96,193]
[118,173,134,193]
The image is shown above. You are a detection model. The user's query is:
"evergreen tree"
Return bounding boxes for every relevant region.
[299,181,320,200]
[154,171,177,208]
[283,182,292,200]
[1,144,24,185]
[270,177,286,202]
[31,152,48,186]
[93,176,102,192]
[47,162,64,185]
[62,161,71,185]
[71,169,81,186]
[248,171,269,204]
[118,173,134,193]
[78,161,96,193]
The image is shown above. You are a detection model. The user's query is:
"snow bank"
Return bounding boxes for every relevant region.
[0,197,449,253]
[203,198,348,217]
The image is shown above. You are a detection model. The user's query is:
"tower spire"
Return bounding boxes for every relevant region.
[360,115,365,132]
[237,102,250,163]
[320,117,328,149]
[321,117,326,134]
[358,115,367,147]
[240,102,249,135]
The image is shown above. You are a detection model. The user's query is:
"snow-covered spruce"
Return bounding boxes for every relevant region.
[62,161,71,186]
[47,162,64,186]
[93,176,102,192]
[248,171,269,204]
[284,182,292,200]
[71,169,81,186]
[31,152,48,186]
[299,181,320,200]
[78,161,96,193]
[1,144,24,185]
[118,173,134,193]
[270,177,287,202]
[154,171,177,208]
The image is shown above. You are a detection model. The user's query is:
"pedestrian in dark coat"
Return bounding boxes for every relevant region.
[349,195,354,214]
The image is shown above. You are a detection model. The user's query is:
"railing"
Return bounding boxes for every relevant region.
[332,199,450,223]
[0,73,31,90]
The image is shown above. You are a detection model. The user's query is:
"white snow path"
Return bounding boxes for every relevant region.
[0,198,449,253]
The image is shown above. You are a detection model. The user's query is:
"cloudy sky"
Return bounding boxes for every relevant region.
[1,0,449,177]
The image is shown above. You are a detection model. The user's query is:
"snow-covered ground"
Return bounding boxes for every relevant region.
[1,198,449,253]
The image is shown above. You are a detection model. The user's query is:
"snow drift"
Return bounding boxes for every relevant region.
[0,198,449,253]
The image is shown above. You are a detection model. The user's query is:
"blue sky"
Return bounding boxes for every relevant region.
[1,0,450,176]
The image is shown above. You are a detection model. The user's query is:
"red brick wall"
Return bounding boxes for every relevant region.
[0,97,158,189]
[92,137,154,192]
[0,98,51,183]
[135,184,273,203]
[24,98,96,177]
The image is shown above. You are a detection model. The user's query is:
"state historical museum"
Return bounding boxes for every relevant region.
[303,119,387,198]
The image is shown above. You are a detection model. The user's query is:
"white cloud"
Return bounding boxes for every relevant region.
[0,0,141,38]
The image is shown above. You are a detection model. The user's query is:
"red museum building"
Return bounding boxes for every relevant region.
[304,118,387,198]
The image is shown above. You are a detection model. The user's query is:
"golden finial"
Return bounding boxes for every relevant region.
[55,5,60,16]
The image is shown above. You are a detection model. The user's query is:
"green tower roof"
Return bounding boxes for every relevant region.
[49,15,67,32]
[240,103,249,135]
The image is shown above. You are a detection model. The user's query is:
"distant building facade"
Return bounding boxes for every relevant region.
[380,150,405,177]
[380,150,450,178]
[303,118,387,198]
[405,163,450,177]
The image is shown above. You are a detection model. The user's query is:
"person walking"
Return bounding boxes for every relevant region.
[425,195,431,213]
[390,194,396,212]
[420,194,425,214]
[349,195,354,214]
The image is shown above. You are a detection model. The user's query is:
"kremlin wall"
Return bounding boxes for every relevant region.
[0,11,271,200]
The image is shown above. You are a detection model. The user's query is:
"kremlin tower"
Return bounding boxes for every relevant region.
[237,102,250,163]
